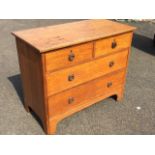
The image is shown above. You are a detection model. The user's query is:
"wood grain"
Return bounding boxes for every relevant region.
[12,20,136,53]
[16,38,47,129]
[12,20,136,134]
[94,32,132,58]
[45,50,129,96]
[44,42,93,72]
[48,86,123,134]
[48,70,125,117]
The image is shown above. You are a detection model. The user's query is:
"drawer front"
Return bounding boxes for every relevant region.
[48,70,125,117]
[46,50,128,96]
[94,32,132,58]
[44,42,93,72]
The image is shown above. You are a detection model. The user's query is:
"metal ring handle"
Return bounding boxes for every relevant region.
[111,41,117,49]
[68,51,75,61]
[109,61,115,67]
[68,97,74,104]
[68,74,75,81]
[107,82,113,88]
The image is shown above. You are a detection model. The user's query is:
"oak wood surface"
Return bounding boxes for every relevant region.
[12,20,136,134]
[44,42,93,72]
[16,38,47,128]
[12,20,135,53]
[45,50,128,96]
[94,32,132,58]
[48,69,125,117]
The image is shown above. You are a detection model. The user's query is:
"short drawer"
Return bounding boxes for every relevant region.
[48,70,125,117]
[94,32,132,58]
[45,50,128,96]
[44,42,93,72]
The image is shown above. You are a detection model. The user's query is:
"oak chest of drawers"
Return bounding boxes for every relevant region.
[12,20,136,134]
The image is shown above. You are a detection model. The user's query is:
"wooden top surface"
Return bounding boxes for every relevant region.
[12,20,136,53]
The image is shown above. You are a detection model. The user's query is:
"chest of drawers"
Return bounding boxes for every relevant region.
[12,20,136,134]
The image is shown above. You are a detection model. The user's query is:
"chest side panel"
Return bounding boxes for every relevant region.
[16,38,46,123]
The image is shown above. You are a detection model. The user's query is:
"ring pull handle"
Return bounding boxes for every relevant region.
[111,40,117,49]
[68,74,75,81]
[109,61,115,67]
[68,50,75,61]
[107,82,113,88]
[68,97,74,104]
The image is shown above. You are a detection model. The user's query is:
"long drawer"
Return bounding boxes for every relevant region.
[48,70,125,117]
[45,50,128,96]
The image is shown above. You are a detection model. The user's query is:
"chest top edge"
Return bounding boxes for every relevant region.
[12,20,136,53]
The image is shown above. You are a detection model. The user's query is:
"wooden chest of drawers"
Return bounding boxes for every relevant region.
[12,20,136,134]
